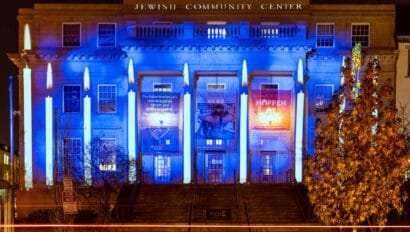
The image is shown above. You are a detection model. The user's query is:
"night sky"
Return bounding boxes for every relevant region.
[0,0,409,146]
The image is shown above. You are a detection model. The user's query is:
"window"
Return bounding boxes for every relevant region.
[63,23,80,47]
[3,154,9,165]
[316,23,335,47]
[262,155,272,176]
[208,154,223,183]
[98,23,116,47]
[314,84,334,113]
[154,155,171,183]
[153,83,172,92]
[98,85,117,113]
[207,84,225,90]
[352,23,369,47]
[63,85,81,113]
[408,49,410,77]
[63,138,81,170]
[98,138,116,171]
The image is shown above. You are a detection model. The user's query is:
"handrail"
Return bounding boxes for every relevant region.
[188,182,197,231]
[233,170,240,221]
[243,190,251,232]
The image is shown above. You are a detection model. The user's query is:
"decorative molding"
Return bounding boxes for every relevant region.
[122,44,311,53]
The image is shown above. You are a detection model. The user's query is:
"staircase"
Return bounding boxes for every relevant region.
[243,184,305,223]
[112,183,138,222]
[118,183,308,225]
[131,184,192,223]
[191,184,245,223]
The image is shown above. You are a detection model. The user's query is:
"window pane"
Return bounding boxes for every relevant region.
[316,23,334,48]
[352,24,369,47]
[99,138,116,171]
[98,24,116,47]
[63,24,80,47]
[63,86,81,113]
[98,85,117,113]
[314,84,334,113]
[408,49,410,76]
[63,138,82,172]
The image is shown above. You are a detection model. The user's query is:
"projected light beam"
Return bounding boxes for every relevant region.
[240,59,248,183]
[23,65,33,188]
[128,59,136,183]
[183,62,191,184]
[45,62,53,186]
[83,67,92,185]
[24,24,31,50]
[295,91,304,182]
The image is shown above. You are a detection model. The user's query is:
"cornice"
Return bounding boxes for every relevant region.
[122,44,312,53]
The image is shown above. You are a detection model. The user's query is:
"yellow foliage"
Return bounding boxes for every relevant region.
[304,53,409,227]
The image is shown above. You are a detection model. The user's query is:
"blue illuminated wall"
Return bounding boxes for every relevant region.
[15,2,396,187]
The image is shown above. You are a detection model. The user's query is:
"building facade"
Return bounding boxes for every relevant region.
[0,144,13,232]
[9,0,397,189]
[396,36,410,128]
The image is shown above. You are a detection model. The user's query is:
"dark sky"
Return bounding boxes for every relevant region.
[0,0,409,146]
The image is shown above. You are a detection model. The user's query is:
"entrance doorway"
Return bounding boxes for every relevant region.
[207,154,223,183]
[154,155,171,183]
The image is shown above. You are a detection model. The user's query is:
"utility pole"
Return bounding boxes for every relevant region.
[8,75,15,232]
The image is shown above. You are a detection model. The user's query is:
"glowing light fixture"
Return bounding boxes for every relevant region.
[45,63,53,185]
[24,24,31,50]
[128,59,136,182]
[256,108,282,126]
[241,59,248,87]
[297,58,303,84]
[83,66,90,91]
[183,62,189,86]
[341,56,346,86]
[183,63,191,183]
[23,65,33,188]
[295,91,304,182]
[83,67,91,185]
[128,59,134,84]
[46,63,53,89]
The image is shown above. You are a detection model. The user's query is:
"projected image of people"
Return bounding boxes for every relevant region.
[197,103,235,139]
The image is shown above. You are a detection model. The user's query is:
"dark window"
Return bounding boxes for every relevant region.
[154,155,171,183]
[314,84,334,113]
[208,154,223,183]
[407,49,410,77]
[316,23,335,47]
[153,83,172,92]
[63,138,81,170]
[98,23,116,47]
[63,85,81,113]
[352,24,369,47]
[63,23,80,47]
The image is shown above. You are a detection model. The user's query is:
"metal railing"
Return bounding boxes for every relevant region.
[188,182,197,232]
[250,24,298,39]
[194,24,240,39]
[131,22,303,41]
[135,24,184,39]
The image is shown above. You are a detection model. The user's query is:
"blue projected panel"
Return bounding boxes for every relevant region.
[195,76,238,151]
[139,77,184,154]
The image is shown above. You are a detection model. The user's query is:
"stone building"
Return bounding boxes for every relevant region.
[8,0,397,215]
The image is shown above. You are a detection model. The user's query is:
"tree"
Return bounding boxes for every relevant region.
[68,138,129,224]
[304,44,409,231]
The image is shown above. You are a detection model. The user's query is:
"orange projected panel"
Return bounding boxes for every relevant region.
[252,90,291,129]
